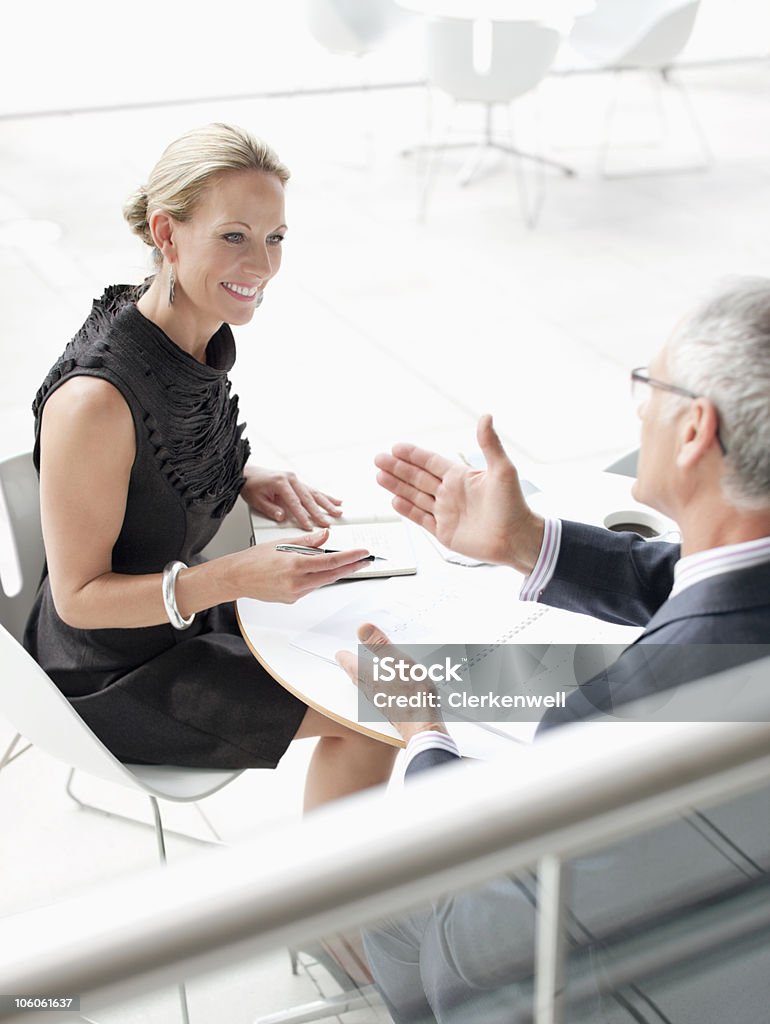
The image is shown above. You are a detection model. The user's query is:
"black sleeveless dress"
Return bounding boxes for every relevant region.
[23,283,307,768]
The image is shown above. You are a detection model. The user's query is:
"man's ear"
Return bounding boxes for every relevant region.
[146,210,176,263]
[676,398,721,469]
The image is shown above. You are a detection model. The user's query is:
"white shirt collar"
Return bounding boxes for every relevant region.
[670,535,770,598]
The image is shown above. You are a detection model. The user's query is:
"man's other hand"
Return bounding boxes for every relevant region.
[336,623,449,744]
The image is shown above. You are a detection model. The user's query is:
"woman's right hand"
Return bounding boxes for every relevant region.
[227,528,370,604]
[39,377,368,627]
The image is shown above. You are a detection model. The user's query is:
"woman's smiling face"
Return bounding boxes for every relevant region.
[169,168,287,333]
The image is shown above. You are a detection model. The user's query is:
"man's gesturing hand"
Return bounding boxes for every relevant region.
[374,415,544,575]
[336,623,449,744]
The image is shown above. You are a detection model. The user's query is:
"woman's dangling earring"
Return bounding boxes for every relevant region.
[168,264,176,306]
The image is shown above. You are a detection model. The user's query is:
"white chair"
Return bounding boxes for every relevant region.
[0,453,373,1023]
[414,16,574,226]
[0,452,249,820]
[568,0,711,176]
[304,0,407,56]
[604,447,639,478]
[0,451,249,1024]
[302,0,412,166]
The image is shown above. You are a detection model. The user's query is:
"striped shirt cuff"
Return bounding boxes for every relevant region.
[519,517,562,602]
[403,730,461,772]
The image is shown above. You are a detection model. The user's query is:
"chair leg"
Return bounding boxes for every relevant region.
[191,800,225,843]
[598,69,622,177]
[666,70,714,170]
[177,984,191,1024]
[488,91,575,180]
[253,986,381,1024]
[492,141,575,177]
[64,770,224,847]
[408,96,574,178]
[600,68,713,178]
[149,796,191,1024]
[57,794,191,1024]
[0,732,33,772]
[507,100,546,230]
[413,92,572,222]
[149,795,168,864]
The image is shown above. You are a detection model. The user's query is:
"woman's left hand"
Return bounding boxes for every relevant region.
[242,465,343,529]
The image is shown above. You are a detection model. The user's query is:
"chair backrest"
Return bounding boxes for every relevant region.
[570,0,700,69]
[0,621,143,787]
[0,452,45,643]
[425,17,562,105]
[304,0,406,56]
[200,499,252,560]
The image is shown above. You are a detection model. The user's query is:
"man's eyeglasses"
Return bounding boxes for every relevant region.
[630,367,728,455]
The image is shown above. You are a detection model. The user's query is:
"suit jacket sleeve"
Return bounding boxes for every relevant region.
[541,520,679,627]
[405,747,461,779]
[406,524,680,766]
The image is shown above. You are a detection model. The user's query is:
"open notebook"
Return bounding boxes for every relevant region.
[250,512,417,580]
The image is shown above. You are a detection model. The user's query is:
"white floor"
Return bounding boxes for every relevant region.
[2,51,770,1023]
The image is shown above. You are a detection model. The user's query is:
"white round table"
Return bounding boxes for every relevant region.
[237,472,671,755]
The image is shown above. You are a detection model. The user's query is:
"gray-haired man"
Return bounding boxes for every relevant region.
[338,277,770,1023]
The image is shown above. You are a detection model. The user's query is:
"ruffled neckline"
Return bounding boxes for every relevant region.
[94,283,236,376]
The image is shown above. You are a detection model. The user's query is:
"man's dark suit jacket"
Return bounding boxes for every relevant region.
[413,519,770,759]
[401,522,770,1022]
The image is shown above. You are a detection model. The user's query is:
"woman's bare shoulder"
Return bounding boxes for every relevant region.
[42,376,134,450]
[44,375,131,421]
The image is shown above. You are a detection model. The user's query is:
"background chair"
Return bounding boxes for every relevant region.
[302,0,412,167]
[568,0,711,176]
[604,447,640,477]
[303,0,407,56]
[414,16,574,227]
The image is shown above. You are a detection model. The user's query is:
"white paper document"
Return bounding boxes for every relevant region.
[251,516,417,579]
[290,577,642,747]
[292,575,641,661]
[290,580,456,663]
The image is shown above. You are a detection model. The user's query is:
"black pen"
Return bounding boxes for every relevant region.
[275,543,385,561]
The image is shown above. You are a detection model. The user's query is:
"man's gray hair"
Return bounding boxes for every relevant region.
[667,276,770,510]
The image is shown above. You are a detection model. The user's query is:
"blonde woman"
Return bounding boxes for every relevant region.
[24,124,396,809]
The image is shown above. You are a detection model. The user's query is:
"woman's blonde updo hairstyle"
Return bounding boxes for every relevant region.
[123,123,290,262]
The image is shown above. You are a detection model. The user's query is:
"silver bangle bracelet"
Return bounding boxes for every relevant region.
[161,560,195,630]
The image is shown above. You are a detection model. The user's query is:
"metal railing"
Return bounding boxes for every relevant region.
[1,658,769,1023]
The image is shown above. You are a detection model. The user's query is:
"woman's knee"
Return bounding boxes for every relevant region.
[295,706,395,752]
